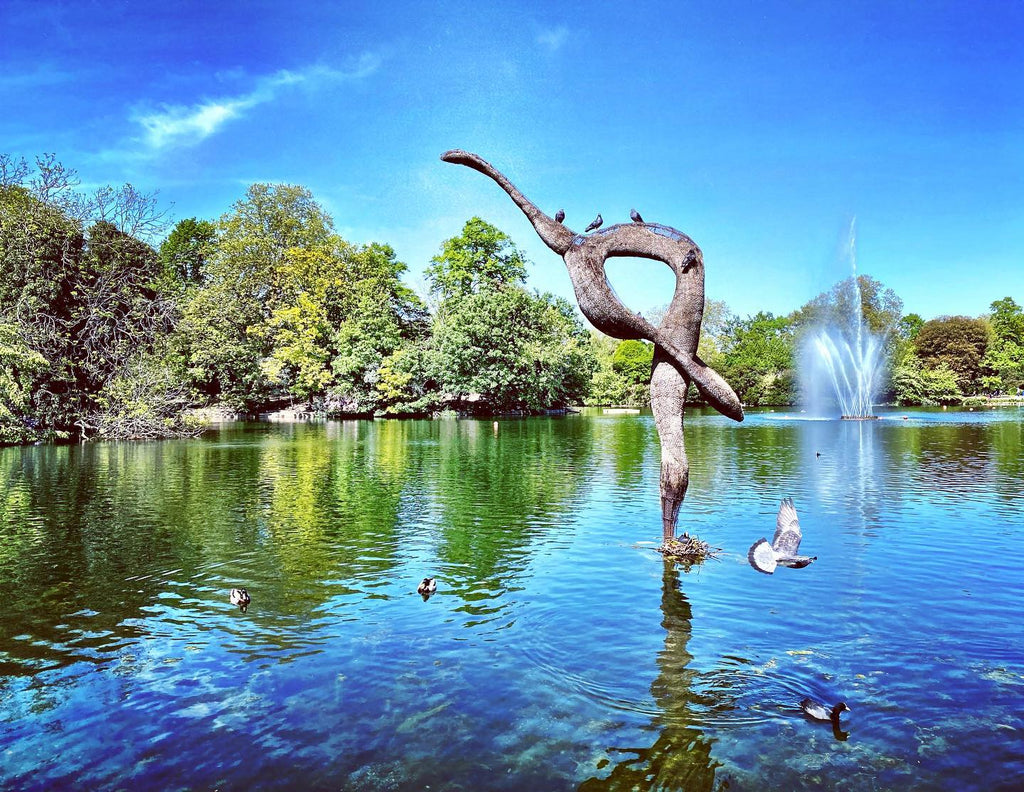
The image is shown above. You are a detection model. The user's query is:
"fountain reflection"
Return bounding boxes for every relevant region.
[580,562,726,791]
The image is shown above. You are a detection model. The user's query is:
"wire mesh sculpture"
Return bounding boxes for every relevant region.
[442,150,744,543]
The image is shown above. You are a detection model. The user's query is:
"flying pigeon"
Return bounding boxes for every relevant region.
[584,213,603,232]
[554,209,565,223]
[630,208,644,223]
[747,497,817,574]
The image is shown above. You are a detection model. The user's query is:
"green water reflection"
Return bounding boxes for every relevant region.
[1,408,1023,790]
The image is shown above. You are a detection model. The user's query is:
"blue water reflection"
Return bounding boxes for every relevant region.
[1,408,1022,789]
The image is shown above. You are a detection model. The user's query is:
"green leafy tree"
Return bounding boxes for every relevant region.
[375,345,435,414]
[914,315,990,395]
[425,217,527,303]
[891,312,925,371]
[1,176,173,438]
[897,312,925,343]
[178,186,429,413]
[426,219,593,412]
[0,323,47,443]
[720,311,796,406]
[329,244,429,412]
[795,274,903,338]
[179,184,339,410]
[892,354,963,405]
[159,217,216,285]
[586,331,634,406]
[612,340,654,384]
[430,288,594,411]
[989,297,1024,344]
[598,339,653,406]
[0,184,85,430]
[981,297,1024,394]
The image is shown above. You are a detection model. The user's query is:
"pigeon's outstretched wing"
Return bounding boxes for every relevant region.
[772,497,802,556]
[747,538,777,574]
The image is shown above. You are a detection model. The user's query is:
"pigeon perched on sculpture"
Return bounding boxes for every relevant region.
[584,213,603,232]
[440,150,743,551]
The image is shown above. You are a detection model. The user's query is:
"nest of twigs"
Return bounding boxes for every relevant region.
[658,534,721,565]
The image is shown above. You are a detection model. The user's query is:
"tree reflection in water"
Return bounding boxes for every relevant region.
[580,561,727,792]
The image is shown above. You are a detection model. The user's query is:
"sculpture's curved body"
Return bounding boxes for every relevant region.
[441,150,743,539]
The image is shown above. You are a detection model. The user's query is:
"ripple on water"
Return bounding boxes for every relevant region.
[3,415,1024,790]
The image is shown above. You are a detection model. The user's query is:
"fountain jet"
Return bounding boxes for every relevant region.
[804,221,887,420]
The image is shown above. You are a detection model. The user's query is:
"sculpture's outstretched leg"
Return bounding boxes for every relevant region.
[651,350,689,541]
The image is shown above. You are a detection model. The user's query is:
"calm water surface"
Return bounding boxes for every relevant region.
[1,407,1022,790]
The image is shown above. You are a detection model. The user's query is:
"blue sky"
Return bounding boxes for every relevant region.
[3,0,1021,321]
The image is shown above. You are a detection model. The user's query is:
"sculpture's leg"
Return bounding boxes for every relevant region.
[651,348,689,542]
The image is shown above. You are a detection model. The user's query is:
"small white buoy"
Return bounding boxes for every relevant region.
[493,421,499,433]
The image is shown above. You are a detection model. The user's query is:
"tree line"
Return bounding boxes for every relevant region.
[2,154,1021,444]
[589,263,1022,412]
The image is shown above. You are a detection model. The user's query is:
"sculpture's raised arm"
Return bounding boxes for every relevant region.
[441,150,574,256]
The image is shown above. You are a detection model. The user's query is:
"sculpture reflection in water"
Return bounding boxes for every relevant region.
[442,151,744,545]
[579,562,727,791]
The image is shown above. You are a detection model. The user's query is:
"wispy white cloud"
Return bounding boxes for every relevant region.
[536,26,569,52]
[134,98,249,150]
[128,55,381,154]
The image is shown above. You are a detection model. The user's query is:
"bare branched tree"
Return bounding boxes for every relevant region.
[89,182,170,240]
[0,154,31,187]
[2,151,170,241]
[29,153,81,210]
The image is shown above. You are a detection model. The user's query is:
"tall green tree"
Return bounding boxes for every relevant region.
[914,315,990,395]
[425,216,527,303]
[178,184,339,410]
[177,184,429,413]
[430,288,593,411]
[426,218,593,412]
[329,244,429,412]
[1,178,174,437]
[159,217,216,285]
[612,340,654,385]
[586,331,625,406]
[891,356,962,405]
[981,297,1024,393]
[720,311,795,406]
[795,274,903,339]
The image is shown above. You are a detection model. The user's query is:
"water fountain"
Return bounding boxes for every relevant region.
[803,221,887,420]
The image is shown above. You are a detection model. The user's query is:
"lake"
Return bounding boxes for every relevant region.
[1,407,1022,790]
